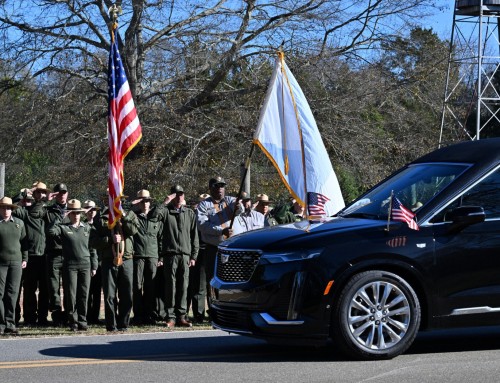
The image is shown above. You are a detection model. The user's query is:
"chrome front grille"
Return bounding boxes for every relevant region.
[216,249,261,282]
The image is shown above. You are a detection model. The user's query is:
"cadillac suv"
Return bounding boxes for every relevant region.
[210,138,500,359]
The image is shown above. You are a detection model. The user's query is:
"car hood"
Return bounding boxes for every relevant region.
[219,217,386,251]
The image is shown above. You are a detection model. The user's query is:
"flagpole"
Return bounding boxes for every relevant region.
[386,190,394,232]
[229,143,256,229]
[278,51,309,219]
[108,2,125,264]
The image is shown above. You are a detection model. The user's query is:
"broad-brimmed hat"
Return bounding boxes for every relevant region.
[53,183,68,193]
[209,176,226,188]
[170,185,184,194]
[82,200,100,211]
[136,189,153,201]
[239,191,252,201]
[32,181,49,193]
[66,199,85,213]
[256,193,272,204]
[198,193,210,202]
[0,196,19,209]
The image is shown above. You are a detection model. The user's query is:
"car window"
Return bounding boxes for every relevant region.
[341,163,469,219]
[433,167,500,222]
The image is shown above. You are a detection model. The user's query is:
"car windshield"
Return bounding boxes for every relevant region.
[339,163,470,219]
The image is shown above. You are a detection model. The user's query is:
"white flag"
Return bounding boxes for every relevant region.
[253,52,345,216]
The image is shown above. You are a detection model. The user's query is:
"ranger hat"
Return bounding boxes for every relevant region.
[209,176,226,188]
[32,181,49,193]
[53,183,68,193]
[66,199,85,213]
[83,200,100,211]
[256,193,272,204]
[170,185,184,194]
[0,196,19,209]
[136,189,153,201]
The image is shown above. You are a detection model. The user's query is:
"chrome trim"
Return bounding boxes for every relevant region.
[259,312,304,325]
[422,163,500,226]
[450,306,500,315]
[211,322,253,335]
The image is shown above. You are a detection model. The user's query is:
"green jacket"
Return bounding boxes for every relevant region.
[162,204,199,261]
[126,206,163,258]
[43,202,70,252]
[0,216,28,262]
[93,208,138,261]
[12,201,46,256]
[47,221,98,270]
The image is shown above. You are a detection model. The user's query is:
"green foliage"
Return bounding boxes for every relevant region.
[5,151,53,197]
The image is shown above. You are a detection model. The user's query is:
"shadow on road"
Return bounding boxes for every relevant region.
[38,325,500,362]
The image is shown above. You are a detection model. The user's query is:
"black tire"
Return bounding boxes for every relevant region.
[332,270,421,360]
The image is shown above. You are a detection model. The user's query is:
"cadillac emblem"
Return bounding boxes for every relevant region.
[221,253,230,264]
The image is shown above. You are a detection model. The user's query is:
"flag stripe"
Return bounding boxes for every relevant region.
[107,29,142,229]
[391,196,419,230]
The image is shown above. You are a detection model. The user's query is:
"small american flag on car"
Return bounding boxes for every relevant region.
[307,192,330,216]
[391,196,419,230]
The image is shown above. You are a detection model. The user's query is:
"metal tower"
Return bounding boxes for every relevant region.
[439,0,500,146]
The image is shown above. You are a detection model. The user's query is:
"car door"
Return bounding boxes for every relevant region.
[433,166,500,321]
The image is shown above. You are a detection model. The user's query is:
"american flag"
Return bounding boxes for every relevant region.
[107,29,142,229]
[391,196,419,231]
[307,192,330,216]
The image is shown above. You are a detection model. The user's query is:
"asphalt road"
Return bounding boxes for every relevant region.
[1,327,500,383]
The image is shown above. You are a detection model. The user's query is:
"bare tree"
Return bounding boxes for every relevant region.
[0,0,440,198]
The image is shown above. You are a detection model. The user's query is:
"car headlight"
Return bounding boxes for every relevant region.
[261,249,323,264]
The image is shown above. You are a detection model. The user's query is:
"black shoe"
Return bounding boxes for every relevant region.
[69,324,78,332]
[107,327,118,332]
[78,324,88,331]
[23,322,37,328]
[4,328,19,335]
[38,319,50,327]
[117,327,128,332]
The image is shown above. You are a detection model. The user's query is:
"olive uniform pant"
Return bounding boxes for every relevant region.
[132,257,157,324]
[87,264,102,323]
[63,265,90,327]
[101,258,133,330]
[46,251,65,324]
[164,254,190,320]
[0,261,22,331]
[187,246,207,320]
[23,255,49,325]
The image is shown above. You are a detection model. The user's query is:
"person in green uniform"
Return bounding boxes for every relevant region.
[129,189,163,325]
[94,195,138,332]
[0,197,28,335]
[162,185,199,328]
[13,181,50,327]
[47,199,98,331]
[43,183,70,326]
[83,200,102,325]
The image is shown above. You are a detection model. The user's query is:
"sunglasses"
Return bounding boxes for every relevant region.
[212,183,225,188]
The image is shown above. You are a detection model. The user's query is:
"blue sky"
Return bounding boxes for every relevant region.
[426,2,454,39]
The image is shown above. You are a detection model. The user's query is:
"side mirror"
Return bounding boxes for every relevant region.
[445,206,485,233]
